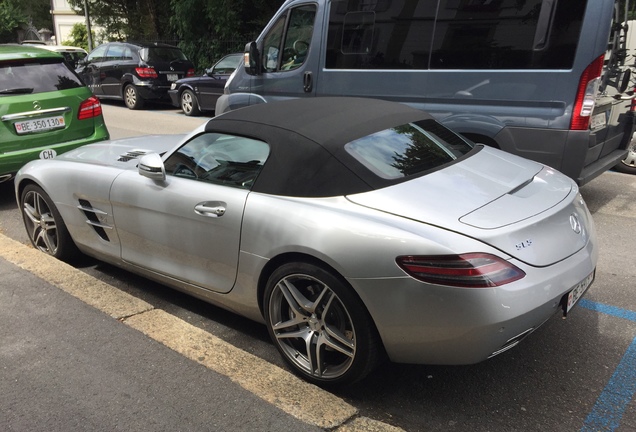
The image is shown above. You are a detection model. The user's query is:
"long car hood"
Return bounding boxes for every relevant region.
[346,147,592,267]
[56,134,185,168]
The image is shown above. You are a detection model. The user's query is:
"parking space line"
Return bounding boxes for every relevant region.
[579,300,636,432]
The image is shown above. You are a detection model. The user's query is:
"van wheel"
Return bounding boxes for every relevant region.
[263,262,382,386]
[124,84,144,110]
[180,89,201,116]
[614,136,636,174]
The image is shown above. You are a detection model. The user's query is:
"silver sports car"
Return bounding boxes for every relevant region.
[15,97,597,386]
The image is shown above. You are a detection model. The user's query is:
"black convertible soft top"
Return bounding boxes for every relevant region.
[206,97,438,197]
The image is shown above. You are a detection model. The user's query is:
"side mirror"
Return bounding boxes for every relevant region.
[245,41,260,76]
[138,153,166,181]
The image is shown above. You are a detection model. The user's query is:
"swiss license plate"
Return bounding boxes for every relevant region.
[590,112,607,131]
[167,73,178,81]
[14,116,65,135]
[565,271,594,315]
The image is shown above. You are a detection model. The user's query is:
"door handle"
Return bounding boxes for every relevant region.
[303,71,313,93]
[194,203,226,217]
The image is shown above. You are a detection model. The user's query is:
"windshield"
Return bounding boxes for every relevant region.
[0,60,83,95]
[345,119,474,179]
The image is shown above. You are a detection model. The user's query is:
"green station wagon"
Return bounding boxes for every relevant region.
[0,45,109,182]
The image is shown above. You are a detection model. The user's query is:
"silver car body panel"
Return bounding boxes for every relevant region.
[15,130,598,365]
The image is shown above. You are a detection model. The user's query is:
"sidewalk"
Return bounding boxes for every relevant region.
[0,234,402,432]
[0,257,323,431]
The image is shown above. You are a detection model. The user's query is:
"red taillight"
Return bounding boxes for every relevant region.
[77,96,102,120]
[186,68,195,77]
[135,67,158,78]
[631,88,636,112]
[396,253,525,288]
[570,55,604,130]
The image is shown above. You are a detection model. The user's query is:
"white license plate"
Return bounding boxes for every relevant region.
[590,113,607,131]
[14,116,65,135]
[566,271,594,314]
[167,73,178,81]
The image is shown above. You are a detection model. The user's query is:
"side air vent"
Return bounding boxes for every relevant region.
[117,149,151,162]
[77,199,112,241]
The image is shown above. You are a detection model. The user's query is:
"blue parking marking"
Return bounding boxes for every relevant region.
[578,300,636,432]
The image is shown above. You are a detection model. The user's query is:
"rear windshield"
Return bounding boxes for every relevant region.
[0,59,83,95]
[140,47,188,62]
[345,119,474,179]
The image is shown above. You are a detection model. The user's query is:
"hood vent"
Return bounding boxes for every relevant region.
[117,149,152,162]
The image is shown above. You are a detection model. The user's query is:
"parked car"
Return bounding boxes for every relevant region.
[77,41,195,110]
[15,97,597,386]
[0,44,109,183]
[169,53,242,116]
[35,45,88,68]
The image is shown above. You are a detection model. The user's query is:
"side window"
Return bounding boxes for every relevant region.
[105,45,124,61]
[87,45,107,63]
[261,4,316,72]
[164,133,270,189]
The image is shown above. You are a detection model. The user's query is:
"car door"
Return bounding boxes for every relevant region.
[101,44,135,97]
[197,54,242,110]
[250,3,320,104]
[79,44,108,95]
[109,132,270,294]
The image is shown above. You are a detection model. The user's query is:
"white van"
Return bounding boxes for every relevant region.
[217,0,636,185]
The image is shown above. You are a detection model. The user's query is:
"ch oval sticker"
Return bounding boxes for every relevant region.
[39,149,57,160]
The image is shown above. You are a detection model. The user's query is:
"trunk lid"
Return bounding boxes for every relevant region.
[346,147,591,266]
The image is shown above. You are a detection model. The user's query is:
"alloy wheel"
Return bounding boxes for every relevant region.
[22,190,59,255]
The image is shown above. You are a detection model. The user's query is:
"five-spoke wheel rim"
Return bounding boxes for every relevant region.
[22,190,58,255]
[181,92,194,114]
[268,273,356,380]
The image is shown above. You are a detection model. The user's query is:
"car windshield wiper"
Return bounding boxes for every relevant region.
[0,87,35,95]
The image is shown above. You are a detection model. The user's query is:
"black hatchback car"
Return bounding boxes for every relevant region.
[77,42,195,110]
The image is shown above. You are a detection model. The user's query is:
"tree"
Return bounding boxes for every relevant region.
[0,0,51,43]
[66,0,174,42]
[170,0,284,70]
[63,22,98,50]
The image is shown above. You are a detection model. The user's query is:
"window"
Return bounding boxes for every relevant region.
[0,60,83,94]
[345,120,473,179]
[326,0,586,70]
[164,133,270,189]
[87,45,107,62]
[261,4,316,72]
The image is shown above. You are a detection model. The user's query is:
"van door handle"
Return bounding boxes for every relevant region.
[303,71,313,93]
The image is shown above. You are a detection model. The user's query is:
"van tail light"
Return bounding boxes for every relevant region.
[135,67,158,78]
[186,68,195,77]
[570,55,604,130]
[396,253,525,288]
[77,96,102,120]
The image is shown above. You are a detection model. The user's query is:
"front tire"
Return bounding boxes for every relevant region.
[263,262,382,386]
[20,184,80,262]
[124,84,145,110]
[180,89,201,116]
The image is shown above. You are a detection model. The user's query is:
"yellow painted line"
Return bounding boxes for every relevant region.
[0,233,404,431]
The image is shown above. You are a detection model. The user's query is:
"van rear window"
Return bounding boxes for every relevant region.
[327,0,586,70]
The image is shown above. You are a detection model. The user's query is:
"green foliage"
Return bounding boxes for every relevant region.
[0,0,27,42]
[63,22,98,50]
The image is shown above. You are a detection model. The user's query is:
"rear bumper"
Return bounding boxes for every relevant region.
[0,125,109,177]
[350,237,598,365]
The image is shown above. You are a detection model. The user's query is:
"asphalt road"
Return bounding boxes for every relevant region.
[0,101,634,431]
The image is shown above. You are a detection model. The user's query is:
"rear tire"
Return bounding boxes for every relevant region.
[180,89,201,116]
[124,84,144,110]
[263,262,382,387]
[20,184,81,262]
[614,134,636,174]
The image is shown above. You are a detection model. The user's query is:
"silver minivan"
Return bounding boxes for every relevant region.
[217,0,635,185]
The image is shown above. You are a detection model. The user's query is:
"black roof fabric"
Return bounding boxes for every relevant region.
[205,97,433,197]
